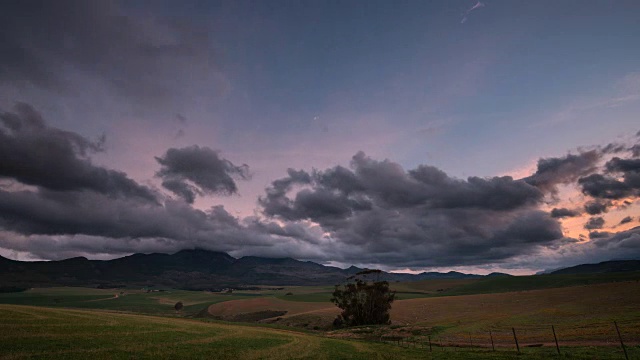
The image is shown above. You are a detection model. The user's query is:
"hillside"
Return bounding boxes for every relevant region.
[551,260,640,275]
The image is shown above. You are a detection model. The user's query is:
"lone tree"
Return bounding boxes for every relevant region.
[330,269,396,327]
[174,301,184,312]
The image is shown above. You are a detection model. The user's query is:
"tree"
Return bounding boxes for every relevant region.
[330,270,396,327]
[174,301,183,312]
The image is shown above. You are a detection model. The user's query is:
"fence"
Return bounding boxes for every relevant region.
[373,319,640,359]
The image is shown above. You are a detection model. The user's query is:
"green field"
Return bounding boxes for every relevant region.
[1,304,638,360]
[1,273,640,359]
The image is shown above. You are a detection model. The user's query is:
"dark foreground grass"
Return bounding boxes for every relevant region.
[1,305,638,360]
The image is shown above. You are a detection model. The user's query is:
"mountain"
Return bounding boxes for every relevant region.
[0,249,486,290]
[550,260,640,275]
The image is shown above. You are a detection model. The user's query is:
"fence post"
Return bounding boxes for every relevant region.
[512,327,520,354]
[469,332,473,347]
[439,337,443,350]
[489,330,495,351]
[614,321,629,360]
[428,336,432,352]
[552,325,560,355]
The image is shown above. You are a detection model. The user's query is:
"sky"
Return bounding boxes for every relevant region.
[1,0,639,275]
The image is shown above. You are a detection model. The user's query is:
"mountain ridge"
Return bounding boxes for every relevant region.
[0,249,482,289]
[1,250,638,290]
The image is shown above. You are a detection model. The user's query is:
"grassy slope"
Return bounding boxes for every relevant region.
[440,271,640,296]
[1,304,637,359]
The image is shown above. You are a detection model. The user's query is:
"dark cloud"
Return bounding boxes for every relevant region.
[588,231,611,239]
[578,174,634,200]
[0,184,324,261]
[260,151,560,267]
[584,217,605,230]
[550,207,579,218]
[601,143,627,154]
[1,110,638,270]
[606,157,640,173]
[578,156,640,201]
[0,103,156,201]
[524,150,601,193]
[160,179,198,204]
[584,200,610,215]
[260,169,313,219]
[589,226,640,251]
[0,189,261,260]
[620,216,633,225]
[0,0,218,103]
[155,146,250,203]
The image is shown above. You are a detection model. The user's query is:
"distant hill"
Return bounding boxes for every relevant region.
[3,251,639,291]
[550,260,640,275]
[0,250,461,289]
[0,249,486,290]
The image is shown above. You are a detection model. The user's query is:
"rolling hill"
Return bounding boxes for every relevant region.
[550,259,640,275]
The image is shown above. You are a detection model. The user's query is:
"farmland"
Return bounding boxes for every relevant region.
[1,273,639,359]
[0,304,428,359]
[1,304,638,360]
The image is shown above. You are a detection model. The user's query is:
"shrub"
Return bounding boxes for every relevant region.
[174,301,184,312]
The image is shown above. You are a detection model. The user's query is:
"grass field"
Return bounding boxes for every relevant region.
[1,273,640,359]
[1,304,638,359]
[327,281,640,347]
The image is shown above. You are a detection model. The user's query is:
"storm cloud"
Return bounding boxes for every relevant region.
[259,151,561,267]
[0,103,156,201]
[0,104,638,270]
[155,146,250,203]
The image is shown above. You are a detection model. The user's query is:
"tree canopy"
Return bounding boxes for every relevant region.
[330,270,396,327]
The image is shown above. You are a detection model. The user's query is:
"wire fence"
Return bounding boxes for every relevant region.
[373,319,640,359]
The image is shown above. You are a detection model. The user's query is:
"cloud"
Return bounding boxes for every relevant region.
[584,200,610,215]
[524,150,601,194]
[578,174,635,199]
[461,1,485,24]
[620,216,634,225]
[550,207,579,218]
[0,103,156,201]
[155,146,250,203]
[513,226,640,271]
[1,109,639,270]
[584,217,605,230]
[0,0,219,104]
[575,147,640,201]
[588,231,611,239]
[259,151,559,268]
